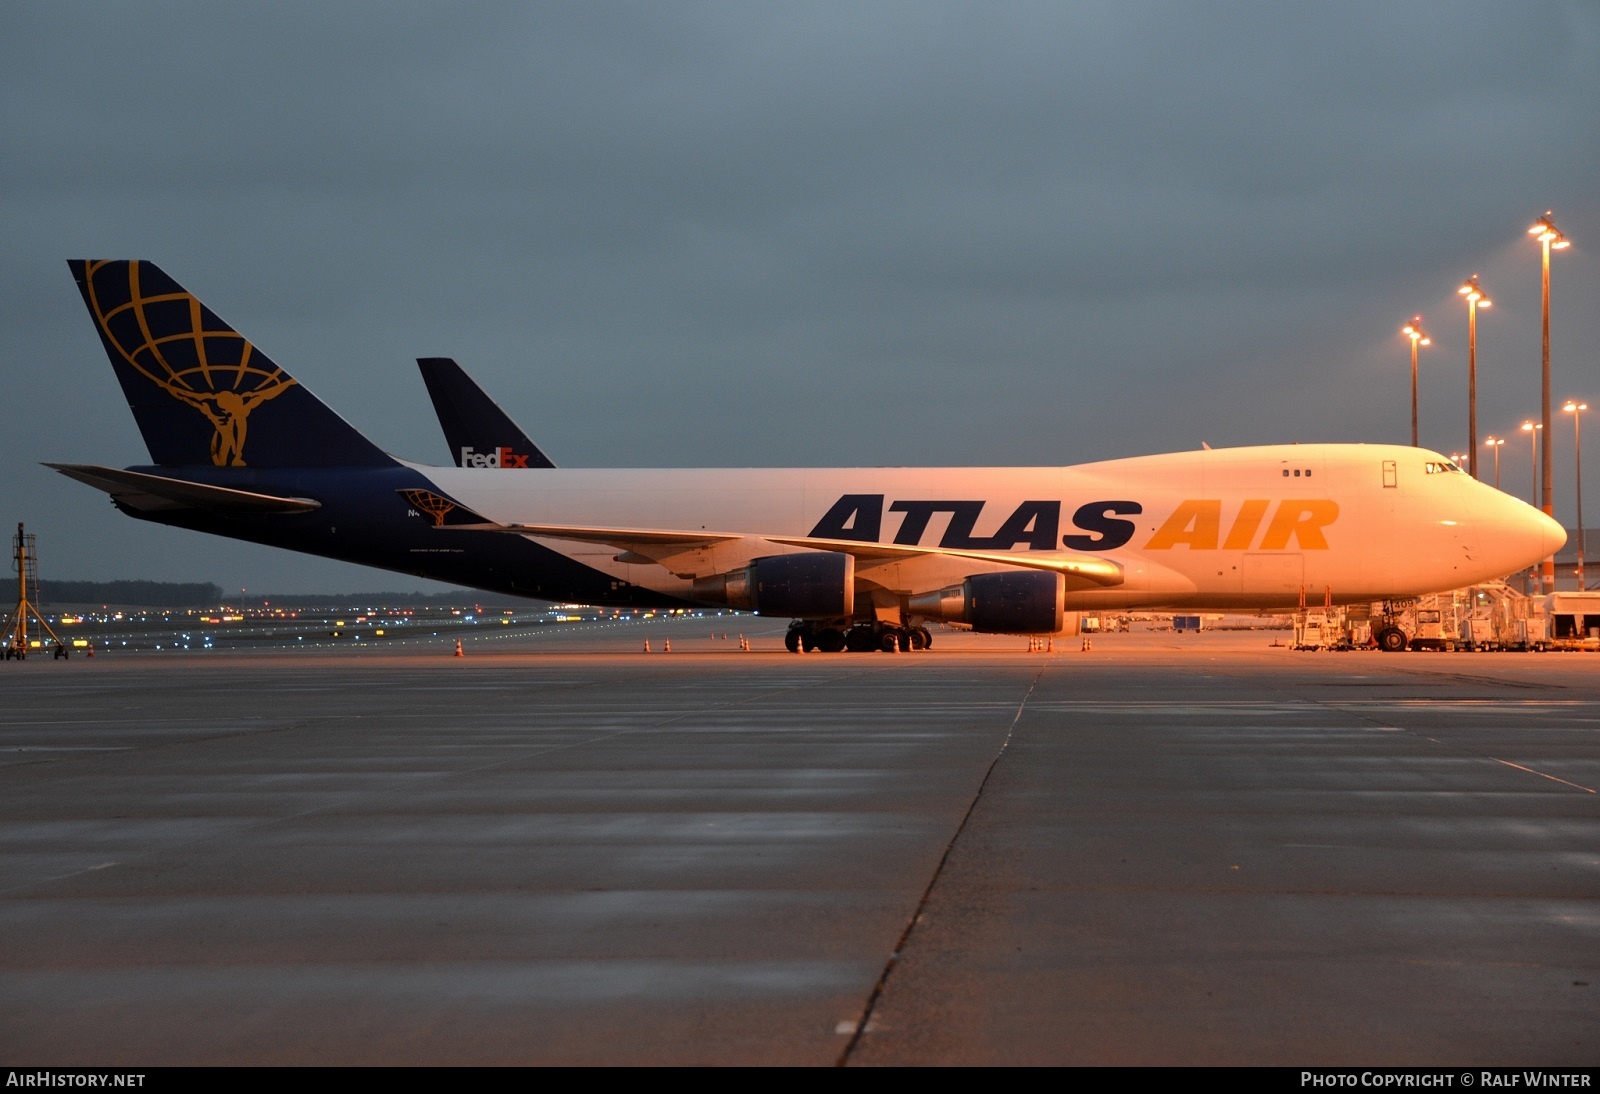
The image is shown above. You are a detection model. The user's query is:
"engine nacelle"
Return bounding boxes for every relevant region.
[908,570,1065,634]
[691,552,854,618]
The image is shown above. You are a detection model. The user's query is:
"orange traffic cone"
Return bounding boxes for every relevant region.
[663,638,672,653]
[643,639,652,653]
[454,639,464,657]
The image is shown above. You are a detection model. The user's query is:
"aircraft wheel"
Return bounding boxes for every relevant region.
[914,627,932,649]
[1375,627,1408,653]
[906,628,928,651]
[784,629,803,653]
[879,629,904,652]
[844,627,877,653]
[815,628,847,653]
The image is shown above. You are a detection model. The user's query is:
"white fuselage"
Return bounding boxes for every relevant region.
[408,443,1564,613]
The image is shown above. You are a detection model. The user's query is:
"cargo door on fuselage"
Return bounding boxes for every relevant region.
[1243,552,1304,606]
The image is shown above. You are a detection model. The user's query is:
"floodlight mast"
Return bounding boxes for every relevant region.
[1565,400,1587,590]
[1458,276,1491,479]
[1402,317,1430,448]
[1529,213,1569,593]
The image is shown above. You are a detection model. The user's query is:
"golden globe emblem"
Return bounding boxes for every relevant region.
[82,260,297,466]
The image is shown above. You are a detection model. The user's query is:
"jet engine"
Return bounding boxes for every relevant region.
[908,570,1065,634]
[691,551,855,618]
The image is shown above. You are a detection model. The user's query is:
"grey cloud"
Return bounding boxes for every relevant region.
[2,1,1597,591]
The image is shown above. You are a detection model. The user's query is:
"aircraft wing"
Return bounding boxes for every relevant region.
[443,519,747,574]
[46,464,322,514]
[765,534,1125,587]
[444,517,1123,587]
[448,521,743,548]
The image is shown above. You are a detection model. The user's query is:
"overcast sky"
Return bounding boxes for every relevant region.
[4,1,1598,594]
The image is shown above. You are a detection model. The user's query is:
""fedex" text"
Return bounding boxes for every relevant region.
[460,446,532,469]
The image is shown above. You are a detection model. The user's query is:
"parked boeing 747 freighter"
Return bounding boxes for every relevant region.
[50,260,1563,652]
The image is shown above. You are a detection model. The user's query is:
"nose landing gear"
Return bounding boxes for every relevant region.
[1375,626,1409,652]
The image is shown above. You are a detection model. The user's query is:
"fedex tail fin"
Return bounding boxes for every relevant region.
[68,260,394,469]
[417,356,556,468]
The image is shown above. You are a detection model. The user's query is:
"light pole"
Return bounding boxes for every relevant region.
[1529,213,1569,592]
[1565,400,1587,590]
[1522,420,1543,504]
[1458,276,1491,479]
[1402,317,1430,448]
[1484,436,1504,490]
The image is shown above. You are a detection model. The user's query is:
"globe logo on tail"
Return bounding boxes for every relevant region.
[81,260,297,466]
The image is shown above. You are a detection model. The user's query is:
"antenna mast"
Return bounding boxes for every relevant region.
[3,523,67,660]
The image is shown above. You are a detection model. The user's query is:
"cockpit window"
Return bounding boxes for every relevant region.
[1424,461,1463,475]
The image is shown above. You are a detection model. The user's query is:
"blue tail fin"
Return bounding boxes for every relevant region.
[417,356,556,468]
[69,260,395,468]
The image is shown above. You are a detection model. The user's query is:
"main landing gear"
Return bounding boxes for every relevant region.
[785,620,933,653]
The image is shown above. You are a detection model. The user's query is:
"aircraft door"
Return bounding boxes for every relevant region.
[1242,553,1304,606]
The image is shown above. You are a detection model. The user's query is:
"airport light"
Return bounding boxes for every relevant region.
[1401,317,1430,448]
[1529,213,1569,593]
[1522,420,1542,505]
[1458,276,1491,479]
[1485,436,1504,490]
[1565,400,1587,590]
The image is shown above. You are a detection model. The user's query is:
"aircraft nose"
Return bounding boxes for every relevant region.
[1488,492,1565,573]
[1534,506,1568,557]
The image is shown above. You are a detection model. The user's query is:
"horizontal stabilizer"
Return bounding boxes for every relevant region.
[45,463,321,514]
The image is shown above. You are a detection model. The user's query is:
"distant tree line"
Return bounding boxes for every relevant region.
[37,580,539,609]
[239,591,534,608]
[40,580,224,606]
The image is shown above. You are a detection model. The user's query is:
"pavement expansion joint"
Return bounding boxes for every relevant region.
[835,663,1046,1066]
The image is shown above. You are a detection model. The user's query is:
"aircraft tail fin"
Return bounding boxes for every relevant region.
[417,357,556,468]
[68,260,395,468]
